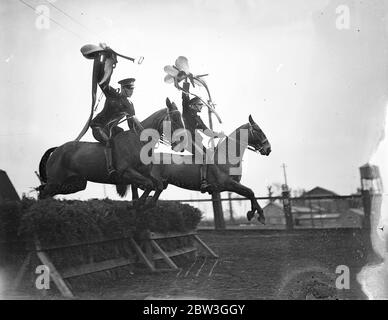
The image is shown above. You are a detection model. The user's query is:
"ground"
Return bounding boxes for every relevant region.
[7,228,371,300]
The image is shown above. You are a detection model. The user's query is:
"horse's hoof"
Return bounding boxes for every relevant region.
[247,210,254,221]
[257,215,266,225]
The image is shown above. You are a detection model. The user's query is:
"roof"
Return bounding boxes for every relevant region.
[263,202,283,210]
[296,213,340,220]
[0,170,20,202]
[292,205,319,213]
[303,186,338,197]
[348,208,364,216]
[263,202,284,217]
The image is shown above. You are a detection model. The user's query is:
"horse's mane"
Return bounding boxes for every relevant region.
[215,123,249,153]
[141,108,167,131]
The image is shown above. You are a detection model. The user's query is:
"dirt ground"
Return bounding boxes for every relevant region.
[5,228,372,300]
[76,228,371,300]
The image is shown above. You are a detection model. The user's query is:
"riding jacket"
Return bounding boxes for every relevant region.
[90,85,135,129]
[181,82,210,137]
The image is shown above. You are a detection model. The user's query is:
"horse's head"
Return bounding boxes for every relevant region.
[164,98,187,152]
[247,115,271,156]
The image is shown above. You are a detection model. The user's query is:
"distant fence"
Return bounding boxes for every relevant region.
[168,192,369,230]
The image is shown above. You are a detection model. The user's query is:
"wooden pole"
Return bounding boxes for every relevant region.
[361,189,371,231]
[282,163,288,186]
[228,192,235,223]
[282,189,293,230]
[208,108,225,230]
[34,238,74,298]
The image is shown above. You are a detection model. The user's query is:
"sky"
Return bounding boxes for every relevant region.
[1,0,388,218]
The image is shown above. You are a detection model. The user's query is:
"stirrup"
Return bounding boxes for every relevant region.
[200,180,212,193]
[108,168,118,180]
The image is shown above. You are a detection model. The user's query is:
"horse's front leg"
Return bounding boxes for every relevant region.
[137,189,152,208]
[226,180,265,224]
[131,184,139,200]
[140,171,164,208]
[120,169,154,207]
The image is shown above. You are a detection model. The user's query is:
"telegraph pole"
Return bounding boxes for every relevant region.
[208,108,225,230]
[282,163,288,188]
[281,163,293,230]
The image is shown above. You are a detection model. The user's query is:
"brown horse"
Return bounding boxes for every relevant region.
[133,115,271,223]
[38,98,185,207]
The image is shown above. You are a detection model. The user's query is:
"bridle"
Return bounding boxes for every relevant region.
[158,108,183,144]
[225,124,267,154]
[247,124,268,154]
[164,108,181,122]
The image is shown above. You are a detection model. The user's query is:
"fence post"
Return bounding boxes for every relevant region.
[282,189,293,230]
[207,102,225,230]
[361,189,371,232]
[228,192,235,224]
[212,192,226,230]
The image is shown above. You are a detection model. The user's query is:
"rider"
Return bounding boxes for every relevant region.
[90,74,144,179]
[181,81,221,193]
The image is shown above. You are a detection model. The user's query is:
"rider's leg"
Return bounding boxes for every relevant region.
[200,146,212,193]
[91,126,108,143]
[104,139,117,178]
[93,126,117,178]
[107,126,124,177]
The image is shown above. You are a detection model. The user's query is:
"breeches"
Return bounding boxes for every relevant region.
[91,125,124,144]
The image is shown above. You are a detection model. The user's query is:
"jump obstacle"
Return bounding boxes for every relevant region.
[12,230,218,298]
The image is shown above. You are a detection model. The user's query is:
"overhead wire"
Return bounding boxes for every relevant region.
[17,0,88,41]
[42,0,100,40]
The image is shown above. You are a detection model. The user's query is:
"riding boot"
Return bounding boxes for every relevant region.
[104,143,117,180]
[200,164,212,193]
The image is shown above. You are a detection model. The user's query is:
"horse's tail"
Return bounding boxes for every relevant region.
[39,147,57,183]
[116,184,128,198]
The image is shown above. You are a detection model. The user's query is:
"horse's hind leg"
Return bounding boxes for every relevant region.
[60,176,87,195]
[38,183,61,199]
[38,177,87,199]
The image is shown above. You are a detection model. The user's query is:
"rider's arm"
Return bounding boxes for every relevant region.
[101,85,118,97]
[124,100,135,123]
[123,100,144,130]
[182,81,190,108]
[196,116,218,138]
[98,51,117,96]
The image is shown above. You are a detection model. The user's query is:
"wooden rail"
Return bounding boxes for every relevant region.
[12,229,218,298]
[164,194,362,203]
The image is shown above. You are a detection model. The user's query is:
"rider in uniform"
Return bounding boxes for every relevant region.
[181,81,221,193]
[90,77,143,179]
[89,50,144,178]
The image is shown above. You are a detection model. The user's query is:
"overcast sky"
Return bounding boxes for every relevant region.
[1,0,387,216]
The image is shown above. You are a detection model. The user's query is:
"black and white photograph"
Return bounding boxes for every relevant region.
[0,0,388,303]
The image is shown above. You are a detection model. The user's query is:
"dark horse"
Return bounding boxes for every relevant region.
[38,98,185,207]
[133,115,271,223]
